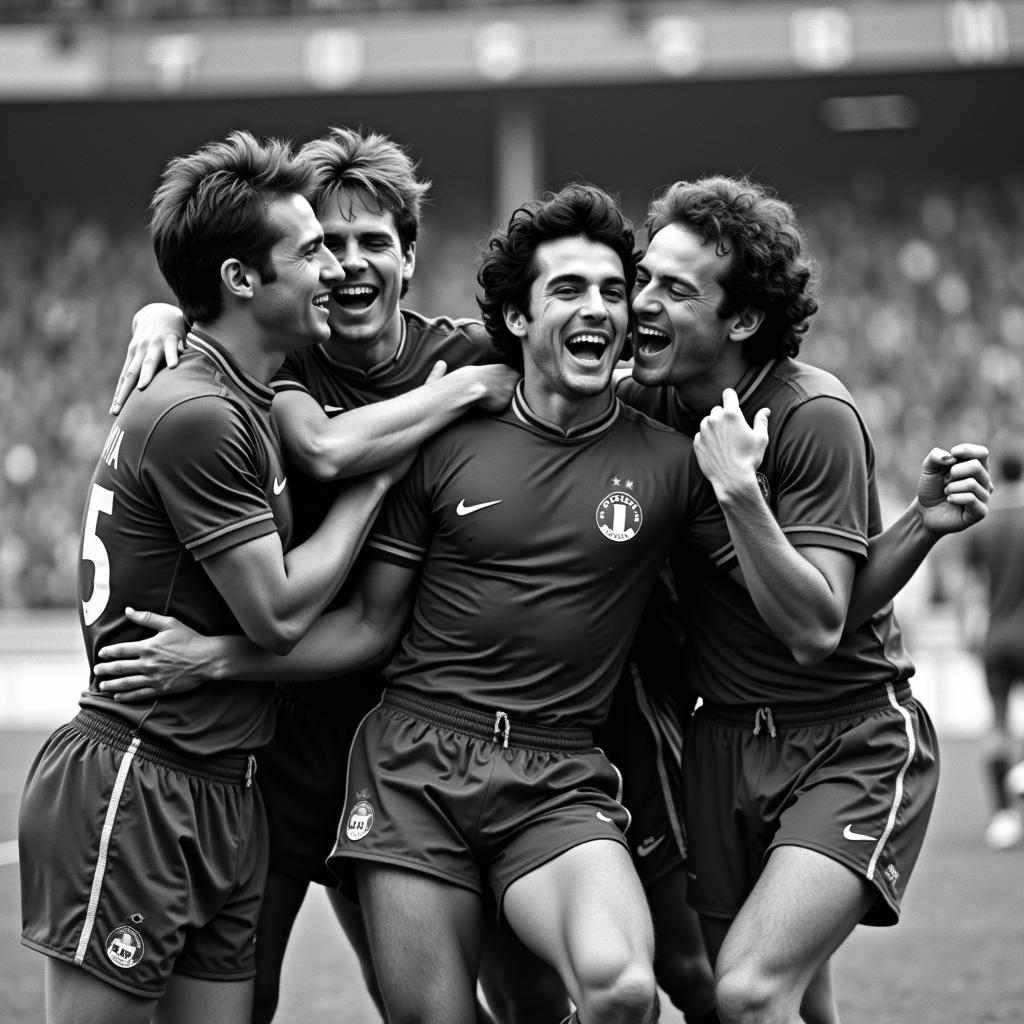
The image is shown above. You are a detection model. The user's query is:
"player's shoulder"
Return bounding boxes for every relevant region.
[402,309,498,362]
[617,398,692,449]
[768,357,856,406]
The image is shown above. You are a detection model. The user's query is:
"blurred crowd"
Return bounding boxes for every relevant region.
[2,173,1022,608]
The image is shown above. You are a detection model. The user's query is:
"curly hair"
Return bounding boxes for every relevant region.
[150,130,313,325]
[477,183,639,369]
[644,176,818,361]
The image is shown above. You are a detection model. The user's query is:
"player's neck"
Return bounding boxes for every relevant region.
[192,317,285,384]
[672,354,753,417]
[520,378,615,433]
[323,310,405,373]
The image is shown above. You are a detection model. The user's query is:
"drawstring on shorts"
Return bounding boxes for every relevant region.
[752,707,777,738]
[493,711,510,749]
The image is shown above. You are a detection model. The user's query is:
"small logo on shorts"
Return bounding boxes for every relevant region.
[105,925,145,969]
[883,863,900,885]
[637,835,665,858]
[595,810,614,823]
[596,491,642,543]
[843,824,877,842]
[346,790,375,841]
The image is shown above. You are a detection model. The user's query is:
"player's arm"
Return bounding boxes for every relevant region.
[94,557,416,700]
[847,443,991,628]
[110,302,186,413]
[693,388,855,666]
[274,361,521,481]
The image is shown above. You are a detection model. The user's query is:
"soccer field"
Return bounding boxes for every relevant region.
[3,727,1023,1023]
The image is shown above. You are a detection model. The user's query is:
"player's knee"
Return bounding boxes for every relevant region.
[578,958,658,1024]
[714,961,792,1024]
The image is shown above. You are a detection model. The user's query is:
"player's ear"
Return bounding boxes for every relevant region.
[221,258,255,299]
[503,303,529,338]
[728,307,764,342]
[402,241,416,283]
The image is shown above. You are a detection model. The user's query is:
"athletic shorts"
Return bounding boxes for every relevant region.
[259,677,383,887]
[328,689,631,914]
[683,681,939,927]
[19,709,267,997]
[597,663,692,888]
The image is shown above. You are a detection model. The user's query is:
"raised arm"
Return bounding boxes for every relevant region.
[847,443,991,627]
[94,556,417,700]
[274,361,521,481]
[110,302,187,413]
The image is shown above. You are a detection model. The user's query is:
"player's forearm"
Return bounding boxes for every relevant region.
[271,473,392,649]
[292,369,493,481]
[716,481,847,665]
[847,502,935,628]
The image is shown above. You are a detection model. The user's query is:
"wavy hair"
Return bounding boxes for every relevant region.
[645,176,818,360]
[477,183,639,369]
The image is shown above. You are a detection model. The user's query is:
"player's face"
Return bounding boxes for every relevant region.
[317,189,414,350]
[251,194,342,349]
[508,235,630,405]
[631,222,739,390]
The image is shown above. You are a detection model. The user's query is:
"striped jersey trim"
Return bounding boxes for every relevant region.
[186,330,275,407]
[184,511,276,550]
[366,535,427,566]
[510,382,620,440]
[74,738,141,965]
[865,682,916,881]
[708,522,866,567]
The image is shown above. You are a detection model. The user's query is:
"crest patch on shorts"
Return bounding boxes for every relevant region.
[346,791,375,841]
[105,925,145,969]
[596,490,642,542]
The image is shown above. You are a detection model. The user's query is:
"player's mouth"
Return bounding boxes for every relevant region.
[635,323,672,358]
[313,291,332,314]
[331,284,380,311]
[564,330,612,364]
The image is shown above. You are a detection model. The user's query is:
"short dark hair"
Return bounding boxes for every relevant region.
[301,126,430,254]
[150,130,314,324]
[477,183,638,369]
[645,175,818,361]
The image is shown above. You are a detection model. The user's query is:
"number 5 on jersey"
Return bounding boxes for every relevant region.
[81,483,114,626]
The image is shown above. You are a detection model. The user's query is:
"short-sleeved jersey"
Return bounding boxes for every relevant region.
[365,384,718,729]
[619,357,915,706]
[272,311,500,546]
[77,330,287,756]
[964,485,1024,633]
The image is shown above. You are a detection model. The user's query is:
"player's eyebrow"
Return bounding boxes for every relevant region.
[546,271,627,290]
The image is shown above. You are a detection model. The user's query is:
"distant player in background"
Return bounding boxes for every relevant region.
[19,131,399,1024]
[963,446,1024,850]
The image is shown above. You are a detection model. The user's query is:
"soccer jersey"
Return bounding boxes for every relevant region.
[619,357,915,707]
[77,330,286,756]
[365,383,717,728]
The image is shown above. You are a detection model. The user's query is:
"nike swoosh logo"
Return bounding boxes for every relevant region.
[636,836,665,858]
[323,405,347,415]
[843,824,877,842]
[595,811,614,823]
[456,498,503,516]
[273,477,287,495]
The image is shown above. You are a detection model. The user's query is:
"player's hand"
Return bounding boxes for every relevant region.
[109,303,188,414]
[693,388,770,498]
[94,608,214,701]
[915,443,992,536]
[465,363,522,413]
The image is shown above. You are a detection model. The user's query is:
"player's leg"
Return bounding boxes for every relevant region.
[477,915,572,1023]
[797,959,839,1024]
[979,647,1024,849]
[710,846,873,1024]
[503,839,658,1024]
[44,959,156,1024]
[155,975,254,1024]
[646,866,718,1023]
[324,885,387,1017]
[250,871,311,1024]
[357,862,485,1024]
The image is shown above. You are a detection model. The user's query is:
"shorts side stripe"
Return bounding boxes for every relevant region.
[866,682,916,881]
[630,666,686,857]
[73,738,141,965]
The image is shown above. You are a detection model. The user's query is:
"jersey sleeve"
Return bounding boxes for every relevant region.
[774,396,872,559]
[141,396,279,560]
[364,449,434,570]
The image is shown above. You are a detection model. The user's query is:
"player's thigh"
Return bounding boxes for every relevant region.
[502,838,655,1003]
[154,973,253,1024]
[716,845,873,998]
[251,872,309,1017]
[356,862,485,1023]
[478,916,571,1024]
[44,958,156,1024]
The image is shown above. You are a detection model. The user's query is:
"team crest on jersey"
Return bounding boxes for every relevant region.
[596,491,642,542]
[105,924,145,969]
[756,472,771,504]
[346,791,375,841]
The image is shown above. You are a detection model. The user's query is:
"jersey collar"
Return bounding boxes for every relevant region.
[315,311,408,380]
[186,329,275,409]
[672,358,780,424]
[510,381,621,440]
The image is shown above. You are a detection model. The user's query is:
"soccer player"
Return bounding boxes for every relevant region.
[95,182,729,1024]
[618,175,992,1024]
[963,446,1024,850]
[110,127,559,1024]
[17,131,403,1024]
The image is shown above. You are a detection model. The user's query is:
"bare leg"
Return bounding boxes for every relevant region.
[44,959,156,1024]
[156,974,254,1024]
[503,840,658,1024]
[251,871,309,1024]
[325,885,386,1018]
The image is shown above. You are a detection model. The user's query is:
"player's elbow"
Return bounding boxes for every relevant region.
[787,621,843,666]
[248,616,307,656]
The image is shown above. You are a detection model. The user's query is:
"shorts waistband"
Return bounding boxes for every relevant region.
[383,689,594,752]
[73,709,257,786]
[698,681,914,735]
